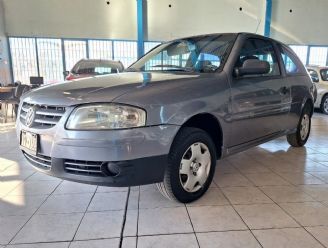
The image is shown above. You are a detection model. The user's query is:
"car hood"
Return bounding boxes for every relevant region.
[22,72,199,106]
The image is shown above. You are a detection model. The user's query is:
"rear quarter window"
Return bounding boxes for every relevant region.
[279,45,305,75]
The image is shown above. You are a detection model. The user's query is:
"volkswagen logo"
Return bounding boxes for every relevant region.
[25,107,36,127]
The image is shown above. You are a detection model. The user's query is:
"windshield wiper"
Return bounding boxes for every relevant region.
[151,64,195,72]
[124,68,140,72]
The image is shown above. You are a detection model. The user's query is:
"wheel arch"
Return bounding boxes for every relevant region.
[177,113,223,159]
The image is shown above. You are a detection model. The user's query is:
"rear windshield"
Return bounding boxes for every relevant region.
[72,61,123,75]
[321,69,328,81]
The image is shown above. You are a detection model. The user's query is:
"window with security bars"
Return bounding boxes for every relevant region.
[144,41,161,53]
[9,38,38,84]
[37,38,63,84]
[309,47,328,66]
[289,45,308,65]
[113,41,137,67]
[88,40,113,60]
[64,40,87,71]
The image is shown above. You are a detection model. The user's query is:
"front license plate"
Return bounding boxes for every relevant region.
[20,131,38,155]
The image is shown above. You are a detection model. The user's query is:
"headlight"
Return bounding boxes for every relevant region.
[66,104,146,130]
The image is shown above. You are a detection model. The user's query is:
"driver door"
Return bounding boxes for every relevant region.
[229,38,290,147]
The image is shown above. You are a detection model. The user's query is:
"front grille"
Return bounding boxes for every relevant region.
[20,102,66,128]
[64,159,107,177]
[23,152,52,170]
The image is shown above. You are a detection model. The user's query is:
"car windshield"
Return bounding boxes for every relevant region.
[129,34,236,73]
[73,61,122,75]
[321,69,328,81]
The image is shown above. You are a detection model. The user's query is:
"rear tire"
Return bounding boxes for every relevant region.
[157,127,217,203]
[287,104,311,147]
[320,95,328,115]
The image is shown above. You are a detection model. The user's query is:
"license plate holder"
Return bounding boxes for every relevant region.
[20,131,38,155]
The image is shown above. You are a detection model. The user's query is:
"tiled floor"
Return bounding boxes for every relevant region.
[1,113,328,248]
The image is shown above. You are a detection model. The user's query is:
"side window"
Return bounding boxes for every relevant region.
[280,46,302,74]
[236,38,280,77]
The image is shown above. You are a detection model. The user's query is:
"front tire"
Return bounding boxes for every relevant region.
[157,127,217,203]
[287,104,311,147]
[320,95,328,115]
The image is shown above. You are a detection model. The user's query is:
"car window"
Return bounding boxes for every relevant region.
[308,69,320,82]
[320,69,328,81]
[280,46,302,75]
[236,38,280,77]
[129,34,236,73]
[73,61,120,75]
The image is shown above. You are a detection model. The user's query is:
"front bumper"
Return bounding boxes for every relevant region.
[17,122,180,186]
[23,152,168,186]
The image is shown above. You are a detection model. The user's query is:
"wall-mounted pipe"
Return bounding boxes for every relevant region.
[264,0,272,37]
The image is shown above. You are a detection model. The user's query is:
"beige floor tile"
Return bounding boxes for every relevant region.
[0,169,34,181]
[0,194,47,216]
[0,181,23,198]
[87,192,127,212]
[216,159,239,174]
[139,187,183,209]
[277,172,325,185]
[12,213,83,243]
[75,211,124,240]
[306,226,328,247]
[188,205,247,232]
[70,238,120,248]
[234,203,299,229]
[0,215,30,245]
[186,187,230,206]
[279,202,328,226]
[310,172,328,183]
[138,207,193,235]
[298,185,328,201]
[37,193,93,214]
[127,189,139,210]
[253,228,324,248]
[260,186,315,203]
[214,173,253,187]
[53,181,97,195]
[96,186,129,193]
[245,173,290,186]
[122,237,136,248]
[9,181,60,196]
[7,243,69,248]
[123,209,138,237]
[138,234,198,248]
[197,230,261,248]
[25,172,62,182]
[221,186,272,205]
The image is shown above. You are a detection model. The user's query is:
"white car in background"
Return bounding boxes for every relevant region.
[307,66,328,114]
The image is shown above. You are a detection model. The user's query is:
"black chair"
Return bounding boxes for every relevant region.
[0,89,15,123]
[6,84,31,117]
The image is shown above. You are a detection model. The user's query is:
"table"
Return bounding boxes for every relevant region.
[0,87,15,93]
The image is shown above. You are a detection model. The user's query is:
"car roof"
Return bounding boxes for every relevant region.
[168,32,280,44]
[77,59,123,65]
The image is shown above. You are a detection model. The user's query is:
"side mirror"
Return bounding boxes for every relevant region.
[234,59,270,77]
[311,76,319,83]
[63,71,70,77]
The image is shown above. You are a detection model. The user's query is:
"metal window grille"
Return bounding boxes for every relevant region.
[88,40,113,60]
[64,40,87,71]
[309,47,328,66]
[37,38,63,84]
[9,37,38,84]
[113,41,137,67]
[289,45,308,65]
[144,41,161,53]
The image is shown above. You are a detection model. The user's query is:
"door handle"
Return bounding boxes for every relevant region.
[280,86,288,95]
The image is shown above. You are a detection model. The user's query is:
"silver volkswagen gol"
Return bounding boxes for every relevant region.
[17,33,316,202]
